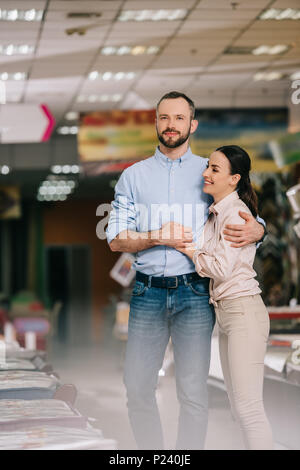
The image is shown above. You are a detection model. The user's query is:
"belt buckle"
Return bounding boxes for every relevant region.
[168,276,178,289]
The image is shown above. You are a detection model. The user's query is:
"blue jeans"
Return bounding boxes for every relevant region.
[123,275,215,450]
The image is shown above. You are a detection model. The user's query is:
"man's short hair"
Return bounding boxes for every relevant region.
[156,91,195,119]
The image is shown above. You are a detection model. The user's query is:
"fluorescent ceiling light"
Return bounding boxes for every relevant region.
[117,46,131,55]
[0,44,34,55]
[52,165,80,175]
[0,165,10,175]
[252,44,289,55]
[88,71,99,80]
[290,71,300,80]
[0,9,43,21]
[57,126,79,135]
[101,45,160,56]
[254,71,283,81]
[65,111,79,121]
[38,176,77,202]
[76,94,123,103]
[259,8,300,20]
[118,9,187,22]
[88,71,136,81]
[0,72,27,81]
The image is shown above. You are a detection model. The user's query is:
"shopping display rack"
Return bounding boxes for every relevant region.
[0,342,117,450]
[0,399,87,431]
[0,424,117,450]
[0,358,53,374]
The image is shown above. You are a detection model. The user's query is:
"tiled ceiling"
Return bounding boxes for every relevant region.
[0,0,299,129]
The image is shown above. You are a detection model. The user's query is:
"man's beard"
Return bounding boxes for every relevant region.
[157,125,191,149]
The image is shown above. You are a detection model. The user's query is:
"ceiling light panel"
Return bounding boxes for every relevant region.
[259,8,300,20]
[101,45,160,56]
[88,71,136,81]
[254,71,283,81]
[0,8,43,21]
[118,9,188,22]
[0,72,27,81]
[76,94,123,103]
[0,44,35,55]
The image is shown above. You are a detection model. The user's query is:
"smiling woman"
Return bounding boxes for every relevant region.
[176,144,272,450]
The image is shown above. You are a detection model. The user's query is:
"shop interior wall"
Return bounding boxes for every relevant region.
[42,199,121,340]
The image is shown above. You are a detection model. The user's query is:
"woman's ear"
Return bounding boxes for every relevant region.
[231,174,241,186]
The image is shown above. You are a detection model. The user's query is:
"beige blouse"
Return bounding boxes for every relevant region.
[193,190,261,307]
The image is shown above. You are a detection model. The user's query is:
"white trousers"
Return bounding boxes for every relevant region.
[215,294,273,450]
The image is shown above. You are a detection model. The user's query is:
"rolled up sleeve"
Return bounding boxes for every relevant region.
[106,169,137,244]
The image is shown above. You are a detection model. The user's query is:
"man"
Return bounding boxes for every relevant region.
[106,91,265,450]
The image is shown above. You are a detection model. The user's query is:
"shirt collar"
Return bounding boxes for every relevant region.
[154,146,193,167]
[209,190,239,216]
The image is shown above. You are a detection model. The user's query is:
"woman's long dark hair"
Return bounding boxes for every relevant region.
[215,145,258,217]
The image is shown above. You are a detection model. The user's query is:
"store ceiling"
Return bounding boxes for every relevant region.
[0,0,299,132]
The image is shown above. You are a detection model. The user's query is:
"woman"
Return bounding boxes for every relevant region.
[179,145,273,450]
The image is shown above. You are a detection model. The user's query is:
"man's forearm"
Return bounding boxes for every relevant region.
[109,230,160,253]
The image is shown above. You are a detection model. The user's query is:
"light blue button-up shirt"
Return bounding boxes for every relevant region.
[106,146,213,276]
[106,146,264,276]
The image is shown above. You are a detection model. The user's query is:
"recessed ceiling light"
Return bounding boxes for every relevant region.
[290,71,300,80]
[259,8,300,20]
[118,9,187,22]
[254,71,283,81]
[65,111,79,121]
[76,94,123,103]
[88,71,100,80]
[0,72,27,81]
[117,46,131,55]
[0,9,43,22]
[252,44,289,55]
[131,46,146,55]
[101,45,160,56]
[102,72,112,81]
[101,46,117,55]
[0,44,34,55]
[57,126,79,135]
[0,165,10,175]
[87,71,136,81]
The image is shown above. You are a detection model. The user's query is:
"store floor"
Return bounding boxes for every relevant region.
[48,329,287,451]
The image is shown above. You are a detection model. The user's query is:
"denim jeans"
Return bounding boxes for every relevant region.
[123,275,215,450]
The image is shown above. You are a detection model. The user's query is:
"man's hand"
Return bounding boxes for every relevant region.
[223,211,264,248]
[176,242,197,260]
[157,221,193,248]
